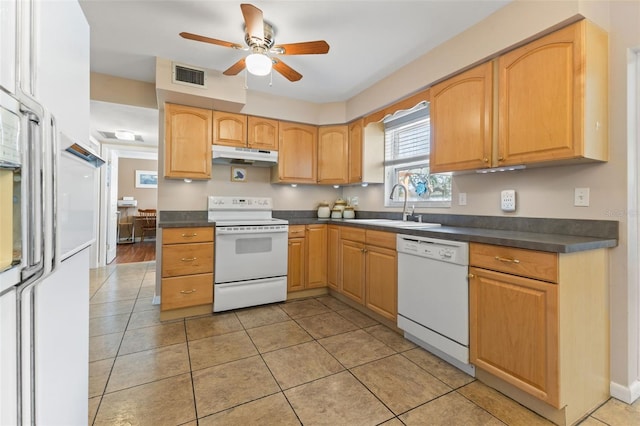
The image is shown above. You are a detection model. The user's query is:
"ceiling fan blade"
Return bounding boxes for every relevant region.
[223,58,247,76]
[241,3,264,43]
[273,40,330,55]
[273,59,302,82]
[179,32,243,49]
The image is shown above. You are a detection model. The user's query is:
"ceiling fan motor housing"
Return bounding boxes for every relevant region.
[245,22,275,49]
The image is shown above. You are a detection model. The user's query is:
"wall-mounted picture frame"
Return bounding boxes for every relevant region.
[135,170,158,188]
[231,166,247,182]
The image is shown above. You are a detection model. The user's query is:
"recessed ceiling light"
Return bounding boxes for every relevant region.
[114,130,136,141]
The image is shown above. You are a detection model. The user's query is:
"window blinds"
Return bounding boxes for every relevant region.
[384,106,430,167]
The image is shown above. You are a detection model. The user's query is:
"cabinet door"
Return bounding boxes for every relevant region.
[340,239,365,304]
[248,116,278,150]
[288,237,306,292]
[275,122,317,183]
[306,225,327,288]
[327,225,340,290]
[470,267,559,406]
[365,245,397,321]
[348,120,363,183]
[430,62,493,173]
[318,125,349,184]
[497,22,581,166]
[213,111,247,147]
[164,103,212,179]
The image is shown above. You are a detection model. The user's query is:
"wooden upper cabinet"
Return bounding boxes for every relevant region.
[497,20,608,166]
[348,119,363,183]
[164,103,212,179]
[318,125,349,184]
[247,116,278,150]
[430,62,493,173]
[273,121,317,183]
[213,111,247,147]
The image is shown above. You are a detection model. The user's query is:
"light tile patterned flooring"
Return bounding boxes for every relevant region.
[89,262,640,425]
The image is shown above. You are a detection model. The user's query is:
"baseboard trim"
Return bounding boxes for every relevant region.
[610,379,640,404]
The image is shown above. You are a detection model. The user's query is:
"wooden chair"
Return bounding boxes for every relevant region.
[137,209,157,242]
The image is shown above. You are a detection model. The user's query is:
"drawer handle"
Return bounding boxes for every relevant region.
[181,257,197,262]
[182,233,197,238]
[180,289,197,294]
[495,256,520,264]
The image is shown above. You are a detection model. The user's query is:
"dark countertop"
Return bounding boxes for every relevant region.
[158,210,618,253]
[285,217,618,254]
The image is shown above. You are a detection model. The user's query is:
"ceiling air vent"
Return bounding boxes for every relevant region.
[172,63,207,88]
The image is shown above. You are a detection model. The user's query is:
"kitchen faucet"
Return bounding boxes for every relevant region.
[390,183,409,221]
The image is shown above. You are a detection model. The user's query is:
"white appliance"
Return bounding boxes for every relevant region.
[396,234,475,376]
[208,196,288,312]
[0,1,95,424]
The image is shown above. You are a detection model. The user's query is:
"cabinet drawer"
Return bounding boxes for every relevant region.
[162,242,214,277]
[288,225,306,238]
[161,273,213,311]
[366,230,396,249]
[341,227,366,243]
[469,243,558,283]
[163,227,214,244]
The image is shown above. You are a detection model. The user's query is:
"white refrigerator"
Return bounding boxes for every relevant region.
[0,0,96,424]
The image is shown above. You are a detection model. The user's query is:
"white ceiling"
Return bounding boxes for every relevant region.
[80,0,511,147]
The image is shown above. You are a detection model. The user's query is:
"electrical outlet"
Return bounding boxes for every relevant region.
[501,190,516,212]
[574,188,590,207]
[350,196,359,206]
[458,193,467,206]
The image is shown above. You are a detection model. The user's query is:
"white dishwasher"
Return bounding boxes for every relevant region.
[397,234,475,376]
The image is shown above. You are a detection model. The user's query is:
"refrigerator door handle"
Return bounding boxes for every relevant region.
[19,107,45,283]
[48,115,57,271]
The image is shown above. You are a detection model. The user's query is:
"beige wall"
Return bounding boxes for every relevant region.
[118,158,158,211]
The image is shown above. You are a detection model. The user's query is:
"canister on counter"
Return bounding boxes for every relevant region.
[343,206,355,219]
[331,208,342,219]
[317,201,331,218]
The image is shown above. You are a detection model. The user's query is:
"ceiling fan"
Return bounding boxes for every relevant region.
[180,3,330,82]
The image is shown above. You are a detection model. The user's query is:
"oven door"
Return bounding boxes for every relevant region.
[214,228,288,283]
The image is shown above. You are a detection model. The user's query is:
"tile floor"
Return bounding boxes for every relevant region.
[89,261,640,426]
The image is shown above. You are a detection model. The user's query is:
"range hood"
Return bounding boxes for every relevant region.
[212,144,278,167]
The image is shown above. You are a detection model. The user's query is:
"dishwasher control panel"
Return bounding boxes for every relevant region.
[396,234,469,265]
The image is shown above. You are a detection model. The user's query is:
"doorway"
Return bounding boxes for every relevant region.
[99,145,157,266]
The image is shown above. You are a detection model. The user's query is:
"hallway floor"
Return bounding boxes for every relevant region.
[88,262,639,425]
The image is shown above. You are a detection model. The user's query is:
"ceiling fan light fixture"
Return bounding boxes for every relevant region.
[245,53,272,76]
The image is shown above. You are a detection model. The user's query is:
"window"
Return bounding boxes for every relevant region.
[384,102,452,208]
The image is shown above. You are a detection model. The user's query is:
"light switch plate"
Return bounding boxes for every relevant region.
[458,193,467,206]
[501,190,516,212]
[574,188,590,207]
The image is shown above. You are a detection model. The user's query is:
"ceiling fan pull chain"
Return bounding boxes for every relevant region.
[244,69,248,89]
[269,68,273,87]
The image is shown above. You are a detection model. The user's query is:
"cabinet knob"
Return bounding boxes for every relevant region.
[483,158,489,163]
[498,157,504,162]
[467,273,475,279]
[180,289,197,294]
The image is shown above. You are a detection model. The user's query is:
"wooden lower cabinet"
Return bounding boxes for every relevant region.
[365,244,397,321]
[470,267,559,404]
[327,225,340,290]
[287,224,327,292]
[287,236,306,292]
[160,227,214,313]
[339,228,397,321]
[340,239,366,304]
[469,242,609,425]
